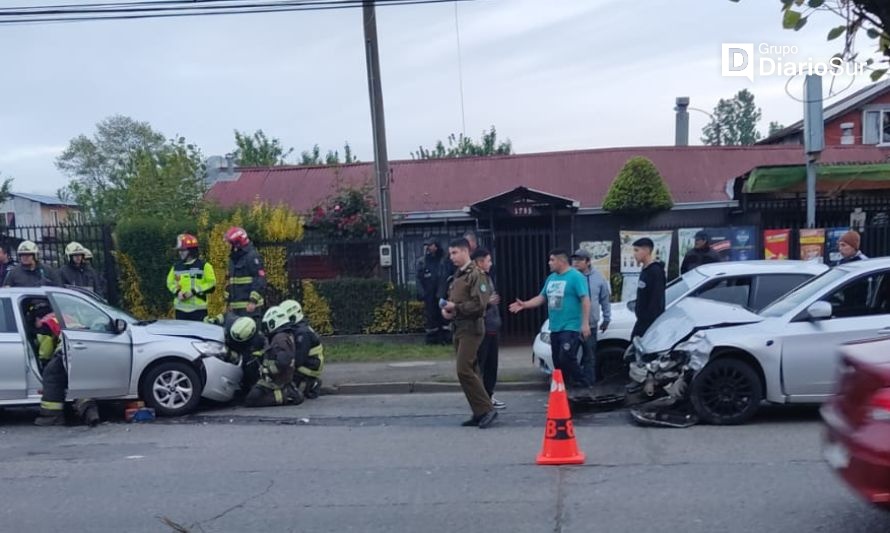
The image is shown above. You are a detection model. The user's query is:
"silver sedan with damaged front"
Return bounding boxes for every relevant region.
[628,258,890,425]
[0,286,243,417]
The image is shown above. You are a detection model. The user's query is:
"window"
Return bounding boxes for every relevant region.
[761,268,848,318]
[5,212,15,228]
[50,210,59,225]
[665,269,706,305]
[750,274,813,312]
[52,293,112,332]
[863,108,890,145]
[692,276,753,308]
[821,273,890,319]
[0,298,16,333]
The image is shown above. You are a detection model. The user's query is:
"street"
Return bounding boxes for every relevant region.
[0,391,886,533]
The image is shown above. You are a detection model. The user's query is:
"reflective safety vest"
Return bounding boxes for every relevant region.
[167,258,217,313]
[35,314,61,362]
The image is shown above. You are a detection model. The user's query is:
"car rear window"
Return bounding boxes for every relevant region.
[750,274,813,312]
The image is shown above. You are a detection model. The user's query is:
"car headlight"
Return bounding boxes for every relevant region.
[192,341,227,358]
[539,332,551,344]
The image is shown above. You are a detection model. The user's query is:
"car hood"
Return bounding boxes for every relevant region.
[638,297,763,354]
[141,320,225,343]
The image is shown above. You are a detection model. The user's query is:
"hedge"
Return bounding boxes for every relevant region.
[297,278,425,335]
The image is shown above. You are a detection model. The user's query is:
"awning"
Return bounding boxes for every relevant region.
[744,163,890,193]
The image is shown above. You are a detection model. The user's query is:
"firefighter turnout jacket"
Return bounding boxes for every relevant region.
[226,244,266,314]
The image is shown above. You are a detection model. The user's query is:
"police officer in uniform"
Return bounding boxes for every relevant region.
[223,227,266,318]
[244,306,302,407]
[167,233,217,321]
[441,238,497,429]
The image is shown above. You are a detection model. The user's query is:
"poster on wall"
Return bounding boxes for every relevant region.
[799,228,826,261]
[704,226,757,262]
[826,227,850,265]
[619,230,672,274]
[578,240,612,281]
[764,229,791,260]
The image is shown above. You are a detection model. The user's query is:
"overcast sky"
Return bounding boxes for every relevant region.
[0,0,881,196]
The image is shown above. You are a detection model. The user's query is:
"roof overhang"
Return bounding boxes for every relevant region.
[743,163,890,194]
[466,186,580,216]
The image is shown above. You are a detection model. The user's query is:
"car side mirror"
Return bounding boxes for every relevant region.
[806,301,833,320]
[114,318,128,334]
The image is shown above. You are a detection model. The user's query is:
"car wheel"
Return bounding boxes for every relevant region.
[691,358,763,425]
[596,345,630,382]
[140,361,203,417]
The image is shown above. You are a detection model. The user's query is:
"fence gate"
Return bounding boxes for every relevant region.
[493,228,553,340]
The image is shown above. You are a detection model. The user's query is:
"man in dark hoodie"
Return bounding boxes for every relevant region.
[417,238,448,344]
[0,243,16,285]
[630,237,666,339]
[680,230,722,274]
[60,241,104,297]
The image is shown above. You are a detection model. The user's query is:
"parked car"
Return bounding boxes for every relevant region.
[532,260,828,376]
[0,286,242,416]
[822,336,890,509]
[630,257,890,425]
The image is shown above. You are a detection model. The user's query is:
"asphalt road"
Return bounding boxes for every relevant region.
[0,391,886,533]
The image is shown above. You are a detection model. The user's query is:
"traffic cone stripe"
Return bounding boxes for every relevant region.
[550,380,566,393]
[545,418,576,440]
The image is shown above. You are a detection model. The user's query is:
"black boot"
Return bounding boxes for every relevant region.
[34,411,65,426]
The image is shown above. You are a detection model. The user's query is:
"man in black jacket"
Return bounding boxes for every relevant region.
[417,238,448,344]
[60,241,104,297]
[4,241,60,288]
[630,237,666,339]
[0,244,16,285]
[680,231,722,274]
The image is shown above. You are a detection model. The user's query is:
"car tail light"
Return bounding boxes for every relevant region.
[868,388,890,422]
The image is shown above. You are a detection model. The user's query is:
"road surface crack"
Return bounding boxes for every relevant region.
[158,479,275,532]
[554,468,566,533]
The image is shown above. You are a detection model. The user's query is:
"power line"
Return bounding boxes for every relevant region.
[0,0,479,24]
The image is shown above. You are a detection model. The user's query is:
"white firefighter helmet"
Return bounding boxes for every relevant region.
[65,241,88,258]
[261,306,289,334]
[17,240,39,257]
[230,317,257,343]
[279,299,304,325]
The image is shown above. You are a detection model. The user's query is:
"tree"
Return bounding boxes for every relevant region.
[701,89,763,146]
[121,137,206,221]
[731,0,890,80]
[299,143,358,166]
[768,121,786,137]
[602,157,674,214]
[310,182,379,239]
[0,173,13,206]
[56,115,166,222]
[233,129,293,166]
[411,126,512,159]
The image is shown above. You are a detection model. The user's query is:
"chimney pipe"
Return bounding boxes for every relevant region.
[675,97,690,146]
[224,153,234,176]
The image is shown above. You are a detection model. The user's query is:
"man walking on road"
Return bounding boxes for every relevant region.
[441,238,497,429]
[509,249,593,397]
[571,249,611,384]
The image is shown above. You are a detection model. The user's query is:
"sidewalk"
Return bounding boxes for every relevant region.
[321,345,548,395]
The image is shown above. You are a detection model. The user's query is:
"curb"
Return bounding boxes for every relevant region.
[328,380,548,395]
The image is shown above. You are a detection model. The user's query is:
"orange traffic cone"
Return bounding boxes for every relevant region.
[536,370,585,465]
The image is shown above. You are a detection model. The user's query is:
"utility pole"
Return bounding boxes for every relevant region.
[362,1,394,244]
[803,74,824,229]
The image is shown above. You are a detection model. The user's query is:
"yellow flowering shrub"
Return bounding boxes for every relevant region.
[301,280,333,335]
[116,252,150,320]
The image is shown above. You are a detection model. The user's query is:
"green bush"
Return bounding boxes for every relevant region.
[116,216,193,317]
[602,156,674,213]
[314,278,391,334]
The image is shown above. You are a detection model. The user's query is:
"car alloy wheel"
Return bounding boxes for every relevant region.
[153,369,194,410]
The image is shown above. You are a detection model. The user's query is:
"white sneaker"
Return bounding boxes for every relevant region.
[492,397,506,409]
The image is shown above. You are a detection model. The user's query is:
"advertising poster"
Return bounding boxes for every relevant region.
[619,230,672,274]
[702,226,757,262]
[799,228,826,261]
[578,240,612,281]
[677,228,704,271]
[763,229,791,260]
[826,227,850,265]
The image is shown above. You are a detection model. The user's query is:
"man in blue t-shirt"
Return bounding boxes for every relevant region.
[510,249,592,393]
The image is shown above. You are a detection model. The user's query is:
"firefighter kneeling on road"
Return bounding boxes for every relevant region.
[31,303,99,427]
[244,306,303,407]
[206,312,265,393]
[279,299,324,399]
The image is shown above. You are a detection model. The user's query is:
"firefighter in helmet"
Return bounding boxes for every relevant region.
[223,227,266,318]
[60,241,103,297]
[244,306,302,407]
[206,312,266,392]
[4,241,60,287]
[279,299,325,399]
[167,233,217,321]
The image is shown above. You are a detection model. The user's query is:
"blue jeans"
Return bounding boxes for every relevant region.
[550,330,591,388]
[579,331,597,384]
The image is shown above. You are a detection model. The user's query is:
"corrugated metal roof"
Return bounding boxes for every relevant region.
[11,192,78,207]
[205,145,890,215]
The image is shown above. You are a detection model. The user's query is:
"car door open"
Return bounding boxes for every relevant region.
[50,292,133,398]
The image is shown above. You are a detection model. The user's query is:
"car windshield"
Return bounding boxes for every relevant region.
[759,268,849,318]
[665,270,706,305]
[93,299,138,324]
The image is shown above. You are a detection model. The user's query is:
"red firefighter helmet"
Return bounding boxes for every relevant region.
[175,233,200,250]
[224,227,250,248]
